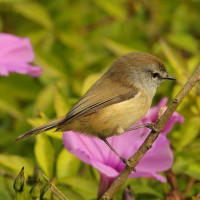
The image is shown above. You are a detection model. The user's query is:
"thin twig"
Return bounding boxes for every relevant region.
[100,65,200,200]
[51,189,65,200]
[165,169,179,191]
[41,173,68,200]
[165,169,182,200]
[182,177,196,199]
[0,170,16,178]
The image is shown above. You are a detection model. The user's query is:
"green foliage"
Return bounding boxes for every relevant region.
[0,155,33,175]
[34,135,55,178]
[0,0,200,199]
[13,167,25,200]
[56,149,80,179]
[30,181,40,200]
[40,183,51,200]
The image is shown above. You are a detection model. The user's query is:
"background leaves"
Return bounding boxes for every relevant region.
[0,0,200,199]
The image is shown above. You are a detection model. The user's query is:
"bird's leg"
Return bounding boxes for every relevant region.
[102,139,131,167]
[125,123,155,132]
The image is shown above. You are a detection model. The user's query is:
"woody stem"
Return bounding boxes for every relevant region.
[100,65,200,200]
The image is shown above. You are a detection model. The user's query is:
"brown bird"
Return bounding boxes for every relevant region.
[14,52,175,165]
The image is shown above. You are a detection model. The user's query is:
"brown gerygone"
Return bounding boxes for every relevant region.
[14,52,175,165]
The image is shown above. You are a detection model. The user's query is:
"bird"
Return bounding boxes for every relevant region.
[14,52,175,166]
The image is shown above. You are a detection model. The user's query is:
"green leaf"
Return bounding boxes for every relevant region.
[34,85,54,114]
[130,184,162,197]
[187,56,200,74]
[168,33,198,53]
[0,98,23,119]
[173,157,200,180]
[177,117,200,151]
[160,39,188,82]
[0,154,33,175]
[172,84,189,112]
[13,2,53,29]
[94,0,126,20]
[186,164,200,180]
[103,38,137,56]
[58,176,98,199]
[34,134,55,178]
[57,186,85,200]
[54,89,69,117]
[0,176,12,200]
[56,149,80,179]
[58,32,86,50]
[81,73,102,95]
[34,50,65,78]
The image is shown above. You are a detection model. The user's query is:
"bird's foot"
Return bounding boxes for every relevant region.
[146,123,162,133]
[146,123,155,130]
[121,157,130,166]
[121,158,136,172]
[125,123,156,133]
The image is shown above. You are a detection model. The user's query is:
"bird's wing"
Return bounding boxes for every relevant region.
[58,77,138,125]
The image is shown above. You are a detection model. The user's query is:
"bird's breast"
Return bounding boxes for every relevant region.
[64,91,152,139]
[98,91,151,130]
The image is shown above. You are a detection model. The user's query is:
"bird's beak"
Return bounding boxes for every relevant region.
[163,74,176,80]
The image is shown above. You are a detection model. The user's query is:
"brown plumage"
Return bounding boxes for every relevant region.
[14,52,174,144]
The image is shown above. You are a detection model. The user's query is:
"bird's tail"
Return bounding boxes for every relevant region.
[14,116,66,141]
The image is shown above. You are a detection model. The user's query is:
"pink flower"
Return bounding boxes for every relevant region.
[63,98,184,197]
[0,33,42,76]
[142,98,184,135]
[123,186,135,200]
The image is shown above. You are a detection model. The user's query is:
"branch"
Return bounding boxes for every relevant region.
[182,177,196,199]
[100,65,200,200]
[165,169,182,200]
[41,173,68,200]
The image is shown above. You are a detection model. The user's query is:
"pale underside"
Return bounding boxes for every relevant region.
[61,91,151,138]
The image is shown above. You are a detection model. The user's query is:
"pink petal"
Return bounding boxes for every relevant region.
[162,112,184,135]
[0,65,9,76]
[129,171,166,183]
[0,61,42,77]
[63,130,173,181]
[136,135,173,172]
[63,132,122,177]
[0,33,42,77]
[98,173,116,198]
[63,123,146,177]
[0,33,34,63]
[157,97,168,107]
[142,98,184,135]
[92,161,120,177]
[107,121,144,158]
[63,131,110,163]
[143,98,167,122]
[62,97,184,184]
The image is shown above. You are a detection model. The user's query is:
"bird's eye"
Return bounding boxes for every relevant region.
[152,72,159,79]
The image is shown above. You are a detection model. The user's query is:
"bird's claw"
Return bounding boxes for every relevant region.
[121,158,131,167]
[146,123,155,130]
[121,158,136,171]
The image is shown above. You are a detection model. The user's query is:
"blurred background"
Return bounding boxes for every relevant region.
[0,0,200,199]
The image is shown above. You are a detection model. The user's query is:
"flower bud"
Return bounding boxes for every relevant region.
[13,167,25,193]
[123,185,135,200]
[30,180,40,199]
[40,183,51,200]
